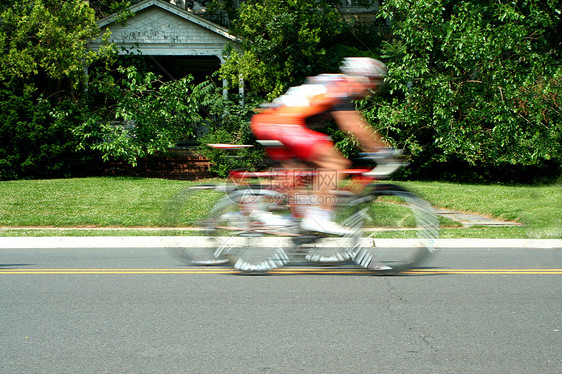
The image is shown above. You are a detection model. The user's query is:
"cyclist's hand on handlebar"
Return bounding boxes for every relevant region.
[361,148,407,178]
[359,148,403,160]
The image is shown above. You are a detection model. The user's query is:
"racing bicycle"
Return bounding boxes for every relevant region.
[166,143,439,274]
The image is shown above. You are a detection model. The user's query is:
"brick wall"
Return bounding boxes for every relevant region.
[106,148,211,180]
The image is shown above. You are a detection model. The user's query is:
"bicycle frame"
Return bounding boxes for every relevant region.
[228,168,379,217]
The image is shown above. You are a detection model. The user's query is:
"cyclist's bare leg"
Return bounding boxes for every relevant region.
[310,143,351,210]
[298,143,352,234]
[269,158,306,197]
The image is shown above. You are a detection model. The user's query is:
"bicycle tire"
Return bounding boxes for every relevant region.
[206,188,296,273]
[163,185,231,266]
[336,184,439,274]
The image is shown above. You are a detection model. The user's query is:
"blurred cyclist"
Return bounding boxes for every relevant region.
[250,57,401,235]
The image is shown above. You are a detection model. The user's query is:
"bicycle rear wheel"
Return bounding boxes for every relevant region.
[163,185,231,265]
[336,184,439,273]
[207,188,296,273]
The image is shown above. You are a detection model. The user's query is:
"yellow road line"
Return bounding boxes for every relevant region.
[404,270,562,275]
[0,268,561,275]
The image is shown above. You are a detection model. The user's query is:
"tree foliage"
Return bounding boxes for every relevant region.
[368,0,561,180]
[0,0,104,179]
[74,64,204,166]
[219,0,347,100]
[0,0,100,87]
[0,1,209,178]
[88,0,132,19]
[0,0,559,182]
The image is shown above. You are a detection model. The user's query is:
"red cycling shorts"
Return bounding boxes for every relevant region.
[251,110,333,161]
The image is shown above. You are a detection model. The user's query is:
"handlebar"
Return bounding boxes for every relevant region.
[359,148,403,160]
[360,149,407,178]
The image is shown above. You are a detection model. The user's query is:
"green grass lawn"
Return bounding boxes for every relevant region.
[405,181,561,239]
[0,177,190,227]
[0,176,560,238]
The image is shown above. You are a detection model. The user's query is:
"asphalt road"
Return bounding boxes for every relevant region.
[1,245,561,373]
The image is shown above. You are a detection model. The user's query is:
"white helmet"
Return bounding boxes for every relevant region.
[340,57,388,79]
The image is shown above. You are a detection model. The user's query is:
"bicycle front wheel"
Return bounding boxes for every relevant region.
[337,184,439,273]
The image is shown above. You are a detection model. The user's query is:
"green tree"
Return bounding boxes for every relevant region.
[199,1,384,175]
[0,0,105,179]
[88,0,131,19]
[0,0,202,178]
[0,0,100,88]
[219,0,348,100]
[370,0,561,181]
[74,64,204,166]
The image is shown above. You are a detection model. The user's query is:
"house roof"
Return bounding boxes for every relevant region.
[91,0,238,57]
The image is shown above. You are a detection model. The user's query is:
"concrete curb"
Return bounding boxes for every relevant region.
[0,237,561,249]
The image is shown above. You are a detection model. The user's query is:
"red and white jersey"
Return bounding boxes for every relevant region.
[267,74,361,116]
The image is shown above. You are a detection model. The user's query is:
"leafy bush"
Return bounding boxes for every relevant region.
[0,90,102,180]
[0,0,105,180]
[194,82,268,177]
[367,0,561,182]
[74,65,204,166]
[219,0,347,100]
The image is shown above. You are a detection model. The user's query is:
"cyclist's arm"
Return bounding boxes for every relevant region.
[331,109,388,150]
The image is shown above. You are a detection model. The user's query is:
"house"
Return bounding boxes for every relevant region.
[89,0,381,92]
[89,0,241,96]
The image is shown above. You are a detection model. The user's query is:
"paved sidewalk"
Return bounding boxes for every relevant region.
[0,208,557,249]
[0,236,560,249]
[435,208,522,227]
